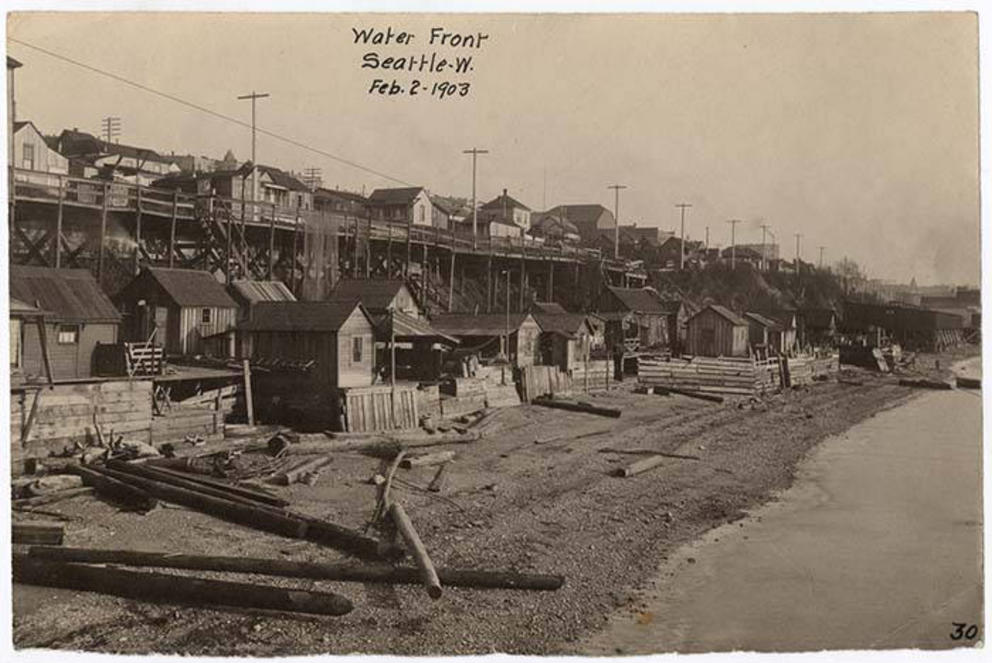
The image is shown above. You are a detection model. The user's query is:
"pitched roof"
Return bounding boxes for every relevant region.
[9,297,50,317]
[367,187,425,205]
[228,280,296,305]
[328,279,413,313]
[375,310,460,345]
[145,268,238,308]
[744,312,782,330]
[481,190,531,212]
[530,301,570,315]
[605,286,669,314]
[530,212,579,236]
[532,312,590,337]
[432,313,535,336]
[314,187,368,204]
[258,165,309,192]
[545,204,614,228]
[240,300,371,332]
[697,304,748,327]
[9,266,121,323]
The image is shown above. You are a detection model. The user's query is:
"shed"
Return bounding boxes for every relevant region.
[228,280,296,321]
[596,285,673,351]
[432,313,541,368]
[9,266,121,380]
[114,267,239,357]
[532,311,595,370]
[744,312,785,355]
[686,305,749,357]
[238,300,376,389]
[328,279,423,320]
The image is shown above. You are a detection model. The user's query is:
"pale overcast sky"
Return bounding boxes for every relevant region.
[7,11,980,285]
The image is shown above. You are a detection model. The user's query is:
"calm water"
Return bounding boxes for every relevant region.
[583,357,983,654]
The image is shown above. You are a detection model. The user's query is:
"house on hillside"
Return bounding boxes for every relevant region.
[528,212,581,245]
[228,280,296,321]
[12,121,69,186]
[596,285,674,351]
[543,204,615,245]
[115,267,239,357]
[480,189,531,232]
[9,266,122,380]
[367,187,435,227]
[237,300,376,389]
[656,236,706,270]
[686,305,749,357]
[431,195,470,228]
[432,313,541,368]
[153,163,313,212]
[313,187,368,216]
[721,245,765,269]
[53,128,180,185]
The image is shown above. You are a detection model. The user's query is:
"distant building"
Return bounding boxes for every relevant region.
[53,128,181,186]
[367,186,435,227]
[657,236,706,270]
[543,204,616,245]
[528,211,581,244]
[153,163,313,211]
[168,149,239,174]
[9,266,122,380]
[12,121,69,186]
[480,189,532,232]
[313,187,368,216]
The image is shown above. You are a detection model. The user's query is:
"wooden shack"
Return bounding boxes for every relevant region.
[432,313,541,368]
[227,279,296,321]
[238,300,376,388]
[115,267,239,357]
[686,305,749,357]
[9,266,121,380]
[328,278,423,319]
[596,285,672,350]
[744,311,793,356]
[532,310,595,371]
[799,308,838,348]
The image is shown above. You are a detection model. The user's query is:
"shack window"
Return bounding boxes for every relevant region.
[352,336,364,363]
[57,324,79,345]
[22,143,34,170]
[201,308,212,324]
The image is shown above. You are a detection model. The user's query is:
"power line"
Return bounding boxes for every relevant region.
[9,37,414,186]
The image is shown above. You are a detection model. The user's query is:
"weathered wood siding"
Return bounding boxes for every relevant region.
[337,308,375,387]
[687,308,748,357]
[20,321,117,380]
[10,379,153,467]
[512,317,542,367]
[177,306,237,356]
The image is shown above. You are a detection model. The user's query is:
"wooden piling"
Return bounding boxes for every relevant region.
[388,502,442,599]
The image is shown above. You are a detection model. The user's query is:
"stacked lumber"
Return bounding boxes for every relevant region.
[343,385,419,432]
[639,356,780,396]
[570,360,612,392]
[174,384,238,417]
[787,354,840,386]
[11,380,154,466]
[484,384,521,409]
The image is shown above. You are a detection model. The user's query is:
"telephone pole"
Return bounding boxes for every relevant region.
[794,232,802,268]
[101,116,121,144]
[759,222,772,271]
[727,219,742,269]
[705,225,710,251]
[608,184,627,260]
[675,203,692,270]
[818,245,826,268]
[302,167,322,191]
[237,91,270,208]
[463,148,489,249]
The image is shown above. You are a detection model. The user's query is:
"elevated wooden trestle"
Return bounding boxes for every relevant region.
[9,168,646,310]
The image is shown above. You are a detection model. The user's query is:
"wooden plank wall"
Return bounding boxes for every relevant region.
[10,379,154,465]
[343,384,419,432]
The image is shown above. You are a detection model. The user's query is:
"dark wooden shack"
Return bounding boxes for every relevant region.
[596,286,673,351]
[115,267,239,357]
[9,266,121,380]
[686,305,749,357]
[432,313,541,368]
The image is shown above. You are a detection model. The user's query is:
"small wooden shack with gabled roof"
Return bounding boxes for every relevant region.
[432,312,541,368]
[530,304,595,370]
[114,267,239,357]
[9,266,122,380]
[227,280,296,321]
[686,304,749,357]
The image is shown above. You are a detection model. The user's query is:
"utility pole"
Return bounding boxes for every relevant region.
[705,225,710,251]
[794,232,802,264]
[237,91,270,212]
[302,167,322,191]
[608,184,627,260]
[101,116,121,144]
[818,245,826,268]
[727,219,741,269]
[759,223,772,271]
[463,148,489,250]
[675,203,692,270]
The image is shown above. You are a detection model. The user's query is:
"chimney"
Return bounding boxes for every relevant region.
[503,188,507,196]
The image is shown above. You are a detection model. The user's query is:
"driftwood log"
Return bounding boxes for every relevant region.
[105,460,285,508]
[13,554,353,616]
[388,502,442,599]
[270,456,333,485]
[532,397,622,418]
[64,465,158,512]
[139,464,288,506]
[28,546,566,591]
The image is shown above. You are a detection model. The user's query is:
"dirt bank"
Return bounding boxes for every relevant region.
[11,354,970,656]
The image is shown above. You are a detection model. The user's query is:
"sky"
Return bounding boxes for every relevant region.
[6,11,981,285]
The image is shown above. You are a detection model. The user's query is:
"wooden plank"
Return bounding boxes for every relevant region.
[12,522,64,545]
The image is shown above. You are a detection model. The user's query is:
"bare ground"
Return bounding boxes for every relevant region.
[11,352,971,656]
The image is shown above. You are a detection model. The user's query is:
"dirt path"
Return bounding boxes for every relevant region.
[12,364,949,655]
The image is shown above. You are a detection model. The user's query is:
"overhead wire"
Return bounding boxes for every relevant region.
[8,37,415,187]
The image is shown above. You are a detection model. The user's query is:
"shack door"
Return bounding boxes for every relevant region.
[154,306,169,349]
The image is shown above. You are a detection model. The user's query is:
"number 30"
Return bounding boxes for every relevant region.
[950,623,979,640]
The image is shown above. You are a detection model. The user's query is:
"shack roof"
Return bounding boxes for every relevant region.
[531,301,570,315]
[432,312,536,336]
[481,190,531,212]
[328,279,414,313]
[367,187,425,205]
[240,300,372,332]
[605,285,671,314]
[695,304,748,327]
[9,266,121,323]
[744,312,782,330]
[533,312,591,337]
[144,268,238,308]
[375,310,460,345]
[229,280,296,305]
[9,297,51,317]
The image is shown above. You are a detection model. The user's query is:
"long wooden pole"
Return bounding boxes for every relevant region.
[13,555,354,616]
[448,251,456,312]
[268,202,276,279]
[98,181,109,281]
[133,184,142,274]
[243,359,254,426]
[28,546,566,591]
[54,176,64,268]
[168,190,178,268]
[388,502,442,599]
[34,312,54,387]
